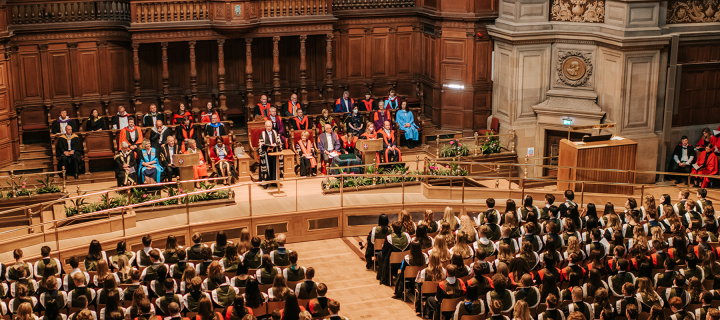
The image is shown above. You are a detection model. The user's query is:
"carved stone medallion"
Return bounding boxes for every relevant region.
[556,51,593,87]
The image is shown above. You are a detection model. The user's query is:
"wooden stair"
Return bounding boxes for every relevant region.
[3,143,54,173]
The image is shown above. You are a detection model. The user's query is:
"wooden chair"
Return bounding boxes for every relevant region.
[440,297,462,315]
[82,130,118,173]
[460,315,485,320]
[185,312,198,318]
[122,300,132,308]
[286,281,300,292]
[297,299,313,310]
[290,128,319,176]
[248,121,267,162]
[713,300,720,308]
[703,279,714,290]
[373,238,385,271]
[205,135,238,183]
[417,281,438,319]
[266,301,284,314]
[386,251,406,284]
[638,312,650,320]
[258,283,272,294]
[478,116,499,136]
[403,266,423,302]
[222,93,245,122]
[250,302,267,318]
[18,105,49,144]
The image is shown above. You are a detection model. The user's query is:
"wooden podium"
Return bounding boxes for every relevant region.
[174,153,199,192]
[557,138,637,195]
[360,139,383,165]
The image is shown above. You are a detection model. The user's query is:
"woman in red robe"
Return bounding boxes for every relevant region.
[692,143,718,188]
[184,139,208,179]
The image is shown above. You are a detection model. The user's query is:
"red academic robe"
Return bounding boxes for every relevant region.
[692,150,718,188]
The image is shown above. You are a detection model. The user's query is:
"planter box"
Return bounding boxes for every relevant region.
[48,210,137,241]
[321,180,422,194]
[421,179,490,200]
[0,192,68,228]
[456,152,518,176]
[132,198,237,221]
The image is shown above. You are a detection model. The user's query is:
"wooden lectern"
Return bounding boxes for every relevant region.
[360,139,383,165]
[174,153,199,192]
[557,138,637,194]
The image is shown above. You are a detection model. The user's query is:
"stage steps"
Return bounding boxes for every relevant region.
[3,143,54,174]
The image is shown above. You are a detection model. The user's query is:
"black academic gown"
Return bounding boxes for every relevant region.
[259,130,283,182]
[149,127,172,150]
[143,113,165,128]
[86,117,105,131]
[56,134,83,175]
[176,125,200,150]
[114,151,137,186]
[51,118,79,134]
[111,114,131,130]
[159,144,181,181]
[205,123,227,137]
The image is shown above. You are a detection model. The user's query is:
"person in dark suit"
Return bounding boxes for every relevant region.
[111,105,131,130]
[149,120,171,151]
[142,104,165,128]
[51,109,79,134]
[204,114,226,137]
[669,136,694,184]
[159,136,181,181]
[317,123,343,164]
[56,125,83,179]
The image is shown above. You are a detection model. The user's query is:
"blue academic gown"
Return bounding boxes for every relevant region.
[396,110,419,141]
[384,97,399,110]
[139,147,164,183]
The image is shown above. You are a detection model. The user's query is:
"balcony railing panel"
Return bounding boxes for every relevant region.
[11,1,131,25]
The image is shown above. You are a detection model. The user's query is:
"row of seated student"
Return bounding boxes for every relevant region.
[361,188,720,319]
[0,228,346,320]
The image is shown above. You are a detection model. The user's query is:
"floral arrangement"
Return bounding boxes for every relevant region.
[440,139,470,157]
[3,175,63,199]
[63,183,232,217]
[321,165,420,190]
[428,162,469,176]
[480,132,502,154]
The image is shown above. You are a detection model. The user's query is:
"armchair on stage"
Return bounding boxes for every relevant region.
[290,128,320,176]
[204,134,251,183]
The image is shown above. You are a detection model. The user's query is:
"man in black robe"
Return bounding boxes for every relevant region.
[149,119,171,151]
[259,120,283,189]
[51,109,79,134]
[114,142,137,186]
[111,105,131,130]
[668,136,694,184]
[204,114,226,137]
[142,104,165,127]
[159,136,181,181]
[56,125,83,178]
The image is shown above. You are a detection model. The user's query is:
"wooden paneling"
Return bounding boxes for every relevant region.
[396,34,412,75]
[78,48,101,96]
[678,42,720,64]
[48,51,72,99]
[371,35,388,76]
[348,36,364,78]
[673,64,720,127]
[557,139,637,194]
[18,52,42,101]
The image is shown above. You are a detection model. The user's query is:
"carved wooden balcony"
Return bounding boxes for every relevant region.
[10,1,132,25]
[131,1,210,23]
[331,0,416,11]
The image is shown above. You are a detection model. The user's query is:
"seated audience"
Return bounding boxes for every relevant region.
[205,114,226,137]
[669,136,695,184]
[111,105,130,130]
[52,109,79,134]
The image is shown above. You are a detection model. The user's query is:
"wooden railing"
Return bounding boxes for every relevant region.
[10,1,131,24]
[259,0,330,17]
[132,1,209,23]
[332,0,415,10]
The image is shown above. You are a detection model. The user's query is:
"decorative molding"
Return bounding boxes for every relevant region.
[336,17,417,25]
[13,30,129,41]
[551,0,605,22]
[66,43,78,49]
[667,0,720,23]
[256,24,333,33]
[556,50,594,87]
[96,40,108,47]
[37,44,49,51]
[272,36,280,57]
[388,26,398,32]
[364,27,373,34]
[440,21,474,28]
[494,37,666,51]
[216,3,225,19]
[131,30,215,40]
[234,4,243,17]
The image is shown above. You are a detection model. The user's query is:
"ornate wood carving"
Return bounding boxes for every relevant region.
[299,35,308,106]
[245,38,254,114]
[272,36,281,105]
[551,0,605,22]
[189,40,197,100]
[667,0,720,23]
[132,43,140,99]
[161,42,169,101]
[217,39,226,110]
[326,33,334,103]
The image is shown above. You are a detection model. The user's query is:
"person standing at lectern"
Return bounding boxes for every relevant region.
[142,104,164,128]
[205,114,226,137]
[318,124,342,165]
[669,136,694,184]
[56,125,83,179]
[159,136,181,182]
[258,120,283,189]
[52,109,79,134]
[115,142,137,186]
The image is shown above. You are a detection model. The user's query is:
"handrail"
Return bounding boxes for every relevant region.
[0,176,228,218]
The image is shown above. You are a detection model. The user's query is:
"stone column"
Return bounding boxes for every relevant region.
[160,42,169,103]
[299,35,308,106]
[272,36,281,106]
[217,39,227,112]
[245,38,254,119]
